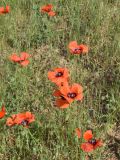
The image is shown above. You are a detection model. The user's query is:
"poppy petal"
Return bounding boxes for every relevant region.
[13,113,25,124]
[55,79,69,87]
[26,112,35,123]
[60,83,70,95]
[4,6,10,13]
[63,96,74,104]
[20,60,29,66]
[79,44,88,53]
[83,130,93,141]
[81,143,94,152]
[55,98,69,109]
[76,93,84,101]
[71,84,83,94]
[68,41,78,50]
[0,105,6,119]
[75,128,81,138]
[55,68,66,73]
[6,118,14,126]
[94,140,103,149]
[25,111,32,117]
[53,90,62,97]
[20,52,30,60]
[41,4,53,13]
[0,7,4,14]
[10,54,21,62]
[48,71,56,80]
[48,11,56,16]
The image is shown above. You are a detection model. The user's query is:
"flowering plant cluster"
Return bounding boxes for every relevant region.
[0,3,103,157]
[48,68,83,109]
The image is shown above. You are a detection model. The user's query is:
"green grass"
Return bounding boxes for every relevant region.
[0,0,120,159]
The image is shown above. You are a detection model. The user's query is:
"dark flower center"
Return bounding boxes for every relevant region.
[61,96,66,100]
[21,120,29,126]
[74,48,82,52]
[55,72,63,77]
[88,139,97,145]
[67,93,77,98]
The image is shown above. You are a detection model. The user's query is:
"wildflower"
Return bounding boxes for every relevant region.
[75,128,81,138]
[10,52,30,67]
[53,83,83,108]
[40,4,56,17]
[60,83,83,103]
[6,112,35,127]
[41,4,53,13]
[81,130,103,152]
[0,6,10,14]
[0,105,6,119]
[48,68,69,86]
[68,41,88,54]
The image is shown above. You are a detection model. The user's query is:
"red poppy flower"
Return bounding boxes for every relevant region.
[75,128,82,138]
[53,83,83,108]
[81,130,103,152]
[6,112,35,127]
[40,4,56,17]
[60,83,83,103]
[48,68,69,86]
[10,52,30,67]
[41,4,53,13]
[20,52,30,66]
[0,105,6,119]
[0,6,10,14]
[68,41,88,54]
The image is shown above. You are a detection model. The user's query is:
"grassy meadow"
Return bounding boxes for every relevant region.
[0,0,120,159]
